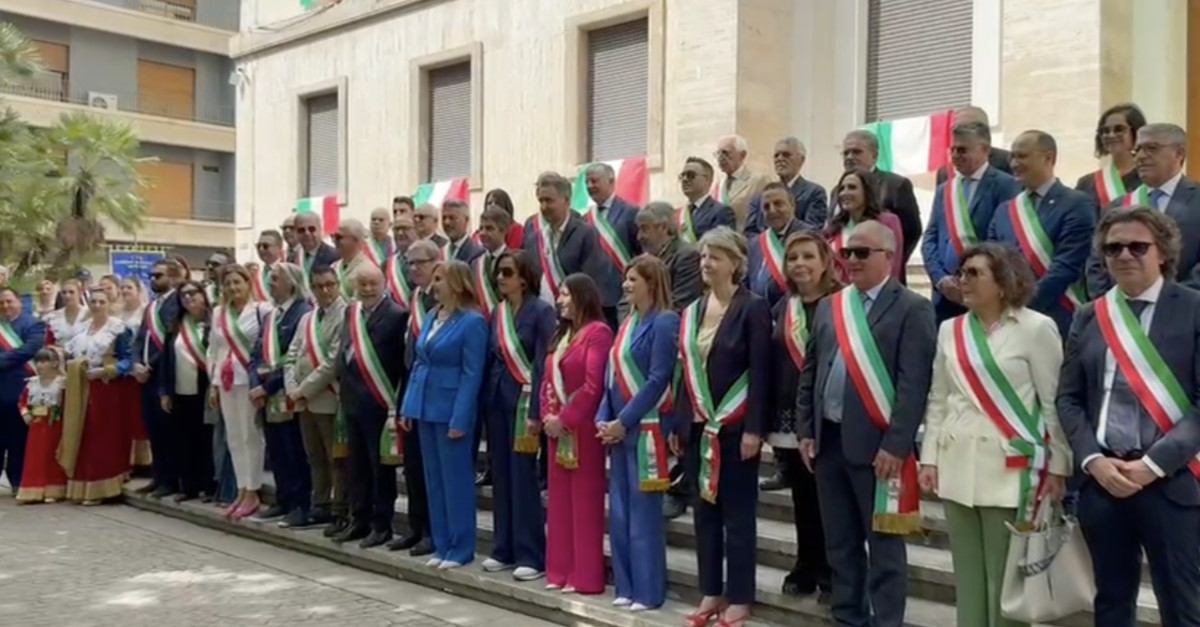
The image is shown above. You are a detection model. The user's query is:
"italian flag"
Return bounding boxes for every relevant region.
[413,178,469,208]
[570,157,648,211]
[863,110,955,177]
[295,195,339,235]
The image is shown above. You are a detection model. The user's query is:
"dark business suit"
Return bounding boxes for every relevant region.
[482,298,555,571]
[660,238,702,312]
[923,166,1021,322]
[747,218,809,310]
[133,291,181,491]
[338,297,407,533]
[1075,167,1141,216]
[521,211,614,309]
[989,181,1095,339]
[745,176,830,235]
[796,279,936,627]
[679,196,736,243]
[0,312,45,488]
[401,287,437,540]
[673,287,771,605]
[1056,282,1200,627]
[935,147,1013,185]
[834,170,921,269]
[446,236,485,265]
[593,196,641,323]
[158,319,213,497]
[293,242,339,272]
[250,298,313,515]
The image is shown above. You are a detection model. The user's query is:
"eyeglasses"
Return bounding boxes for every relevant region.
[407,257,436,266]
[313,281,338,291]
[1101,241,1154,258]
[331,233,344,241]
[678,171,698,181]
[298,226,319,234]
[256,243,271,250]
[496,267,516,279]
[957,266,983,280]
[1099,124,1130,136]
[838,247,888,260]
[150,272,164,279]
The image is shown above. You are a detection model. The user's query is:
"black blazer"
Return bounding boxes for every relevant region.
[661,238,702,312]
[134,292,181,379]
[833,170,922,266]
[521,211,616,306]
[293,242,339,269]
[769,295,822,433]
[157,319,211,399]
[685,196,736,241]
[936,147,1013,185]
[673,286,772,440]
[745,176,829,235]
[249,298,312,396]
[337,297,408,417]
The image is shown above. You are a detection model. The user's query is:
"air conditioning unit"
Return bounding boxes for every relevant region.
[87,92,118,110]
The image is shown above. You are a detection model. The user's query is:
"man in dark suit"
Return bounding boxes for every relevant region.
[132,259,184,498]
[522,171,613,323]
[748,182,813,309]
[923,120,1022,323]
[677,157,736,245]
[635,201,702,312]
[988,130,1095,339]
[292,212,339,274]
[333,264,407,549]
[414,203,449,249]
[840,130,923,270]
[441,199,484,264]
[745,136,829,235]
[0,287,45,492]
[1087,123,1200,296]
[584,161,640,313]
[935,106,1012,185]
[1057,206,1200,627]
[797,221,936,627]
[249,263,314,527]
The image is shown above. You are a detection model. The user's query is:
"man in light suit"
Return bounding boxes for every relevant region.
[0,288,45,492]
[714,135,774,232]
[285,266,348,534]
[797,221,936,627]
[1057,207,1200,627]
[292,212,339,273]
[935,106,1013,185]
[635,201,702,312]
[923,121,1021,323]
[678,157,736,245]
[331,219,373,299]
[840,129,923,272]
[366,207,395,267]
[441,199,483,264]
[585,161,640,319]
[745,136,829,235]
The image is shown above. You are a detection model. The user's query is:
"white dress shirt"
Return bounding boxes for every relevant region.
[173,330,201,396]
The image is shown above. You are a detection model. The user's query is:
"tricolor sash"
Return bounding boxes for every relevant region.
[831,220,857,253]
[0,320,34,376]
[678,207,697,244]
[217,305,254,371]
[251,263,270,302]
[258,310,294,414]
[1095,162,1127,207]
[944,176,977,256]
[587,207,633,272]
[145,299,167,350]
[830,288,920,534]
[548,334,579,468]
[1095,289,1200,478]
[679,299,749,504]
[332,259,353,296]
[385,255,412,309]
[758,229,787,293]
[178,316,207,370]
[303,310,331,374]
[950,314,1050,523]
[1119,184,1152,209]
[348,301,403,464]
[496,300,538,454]
[205,283,220,307]
[366,238,391,267]
[533,216,566,301]
[1007,192,1088,311]
[782,296,807,371]
[474,256,500,316]
[610,310,671,491]
[408,288,429,338]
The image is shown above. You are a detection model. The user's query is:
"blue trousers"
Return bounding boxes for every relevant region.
[687,427,759,605]
[264,417,312,513]
[418,420,476,564]
[486,404,544,570]
[213,417,237,503]
[142,382,176,489]
[609,433,666,607]
[0,402,27,489]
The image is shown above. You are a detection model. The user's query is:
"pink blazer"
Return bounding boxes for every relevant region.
[829,211,906,284]
[539,321,615,430]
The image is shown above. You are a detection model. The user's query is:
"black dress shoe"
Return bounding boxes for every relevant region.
[173,492,199,503]
[254,503,288,521]
[387,534,421,552]
[782,570,818,597]
[474,471,492,487]
[359,529,392,549]
[409,538,435,557]
[151,485,176,500]
[135,482,159,495]
[662,495,687,520]
[332,523,369,543]
[305,510,333,527]
[279,509,314,528]
[759,470,791,492]
[323,516,349,538]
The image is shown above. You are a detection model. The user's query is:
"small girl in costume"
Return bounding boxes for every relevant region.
[16,348,67,504]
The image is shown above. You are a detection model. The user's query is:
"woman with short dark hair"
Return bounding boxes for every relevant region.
[1076,102,1146,211]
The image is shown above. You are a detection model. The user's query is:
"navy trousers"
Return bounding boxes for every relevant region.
[486,403,544,570]
[347,408,397,532]
[419,420,477,564]
[402,422,429,538]
[0,402,27,489]
[688,427,759,604]
[264,417,312,513]
[610,431,666,607]
[142,382,177,490]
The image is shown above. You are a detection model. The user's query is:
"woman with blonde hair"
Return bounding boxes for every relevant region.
[33,279,58,320]
[114,275,151,468]
[46,279,88,346]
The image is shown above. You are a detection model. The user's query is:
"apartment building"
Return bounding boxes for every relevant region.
[0,0,239,267]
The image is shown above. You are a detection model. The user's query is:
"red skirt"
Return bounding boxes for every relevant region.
[117,378,151,467]
[67,379,132,502]
[16,416,67,503]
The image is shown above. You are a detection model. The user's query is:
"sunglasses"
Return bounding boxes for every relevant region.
[496,267,516,279]
[1101,241,1153,258]
[150,272,164,279]
[331,233,344,241]
[838,247,887,260]
[298,226,319,234]
[678,171,698,181]
[957,266,983,279]
[256,242,271,250]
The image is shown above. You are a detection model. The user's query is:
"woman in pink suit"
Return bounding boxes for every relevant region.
[540,273,614,595]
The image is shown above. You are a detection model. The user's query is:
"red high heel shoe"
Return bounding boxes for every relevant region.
[716,613,750,627]
[682,603,726,627]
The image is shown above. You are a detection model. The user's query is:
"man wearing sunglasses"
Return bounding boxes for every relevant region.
[202,252,229,306]
[292,212,339,279]
[413,203,448,249]
[281,215,298,262]
[987,130,1094,340]
[676,156,735,245]
[1058,207,1200,627]
[132,259,183,497]
[331,219,371,299]
[934,106,1012,185]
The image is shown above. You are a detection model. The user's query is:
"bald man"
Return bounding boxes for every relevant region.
[935,106,1012,185]
[365,208,395,267]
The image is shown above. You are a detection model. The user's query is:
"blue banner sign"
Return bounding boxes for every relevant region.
[110,250,164,285]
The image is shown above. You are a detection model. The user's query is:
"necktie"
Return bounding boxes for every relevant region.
[1029,191,1041,208]
[1106,299,1149,454]
[317,308,325,324]
[1149,188,1167,211]
[961,177,976,204]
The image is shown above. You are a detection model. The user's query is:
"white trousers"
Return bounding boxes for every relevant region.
[219,384,265,490]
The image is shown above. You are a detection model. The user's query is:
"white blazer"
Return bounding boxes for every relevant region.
[206,302,271,388]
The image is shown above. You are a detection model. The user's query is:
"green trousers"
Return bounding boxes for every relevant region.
[943,501,1029,627]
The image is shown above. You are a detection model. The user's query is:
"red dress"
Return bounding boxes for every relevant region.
[63,319,134,503]
[118,310,150,467]
[15,377,68,503]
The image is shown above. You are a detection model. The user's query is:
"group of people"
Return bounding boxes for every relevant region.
[1,100,1198,627]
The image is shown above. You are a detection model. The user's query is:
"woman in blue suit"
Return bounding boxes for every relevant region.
[401,259,490,570]
[598,254,679,611]
[479,250,556,580]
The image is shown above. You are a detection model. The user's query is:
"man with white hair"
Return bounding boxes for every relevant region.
[291,212,339,279]
[584,162,640,308]
[745,136,829,235]
[636,201,702,312]
[714,134,773,231]
[365,208,395,267]
[331,219,372,298]
[441,199,483,264]
[413,203,448,249]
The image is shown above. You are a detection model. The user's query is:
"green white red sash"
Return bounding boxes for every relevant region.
[251,263,270,302]
[830,288,920,534]
[385,255,412,308]
[217,305,253,371]
[549,333,579,469]
[831,220,856,253]
[0,320,34,375]
[495,300,538,454]
[944,176,977,256]
[533,216,566,299]
[1007,192,1088,312]
[348,301,403,462]
[144,299,166,350]
[1095,289,1200,477]
[408,288,429,338]
[332,259,354,296]
[1095,162,1127,207]
[782,297,807,371]
[758,229,787,292]
[587,206,632,271]
[1119,184,1152,209]
[678,206,697,244]
[303,310,331,374]
[610,310,671,492]
[679,299,749,504]
[950,314,1050,522]
[474,255,499,316]
[205,283,220,307]
[178,316,207,370]
[258,310,294,414]
[365,237,391,267]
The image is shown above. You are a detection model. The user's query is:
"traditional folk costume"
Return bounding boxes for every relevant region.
[63,318,134,502]
[16,374,67,503]
[115,305,151,468]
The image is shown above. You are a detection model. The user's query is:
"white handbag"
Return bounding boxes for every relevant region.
[1000,502,1096,622]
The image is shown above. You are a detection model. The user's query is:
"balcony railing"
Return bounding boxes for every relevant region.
[109,0,240,31]
[0,76,235,127]
[133,0,196,22]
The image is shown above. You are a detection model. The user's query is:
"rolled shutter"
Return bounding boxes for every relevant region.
[587,18,649,162]
[866,0,973,121]
[306,94,339,197]
[138,161,194,220]
[137,60,195,120]
[427,62,472,181]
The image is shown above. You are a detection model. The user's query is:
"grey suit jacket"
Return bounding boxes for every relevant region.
[521,212,614,306]
[663,238,702,312]
[284,298,347,415]
[796,280,937,464]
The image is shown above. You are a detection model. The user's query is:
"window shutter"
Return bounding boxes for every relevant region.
[137,60,196,120]
[427,62,472,181]
[306,94,339,197]
[587,19,649,162]
[866,0,973,121]
[138,161,194,220]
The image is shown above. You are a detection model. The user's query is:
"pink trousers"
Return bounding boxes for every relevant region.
[545,424,606,593]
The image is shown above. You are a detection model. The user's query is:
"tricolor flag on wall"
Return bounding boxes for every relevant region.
[413,178,469,208]
[295,195,339,235]
[863,110,955,177]
[570,157,648,211]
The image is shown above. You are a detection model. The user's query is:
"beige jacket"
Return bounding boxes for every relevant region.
[333,253,370,299]
[283,298,347,415]
[921,307,1072,509]
[720,164,773,230]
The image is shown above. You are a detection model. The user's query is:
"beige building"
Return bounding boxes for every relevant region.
[232,0,1196,263]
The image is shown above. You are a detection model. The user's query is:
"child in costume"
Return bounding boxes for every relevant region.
[16,348,67,504]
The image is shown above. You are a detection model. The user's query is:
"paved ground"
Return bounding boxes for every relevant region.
[0,497,557,627]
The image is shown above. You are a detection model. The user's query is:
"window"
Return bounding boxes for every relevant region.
[426,62,472,181]
[30,40,68,100]
[138,161,194,220]
[137,59,196,120]
[304,93,340,197]
[865,0,973,121]
[586,18,649,162]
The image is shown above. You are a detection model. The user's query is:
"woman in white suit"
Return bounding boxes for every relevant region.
[919,243,1071,627]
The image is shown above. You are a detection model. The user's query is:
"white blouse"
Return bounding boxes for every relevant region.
[24,376,64,408]
[64,318,126,368]
[115,305,146,338]
[173,328,203,396]
[207,302,272,387]
[46,309,89,346]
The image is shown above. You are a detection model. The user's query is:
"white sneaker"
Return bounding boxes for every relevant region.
[612,597,632,607]
[513,567,544,581]
[437,560,463,570]
[545,583,561,591]
[562,586,576,594]
[630,603,649,612]
[425,557,442,567]
[481,558,513,572]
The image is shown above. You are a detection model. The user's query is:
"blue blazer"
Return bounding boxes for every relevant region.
[745,176,829,236]
[402,308,490,432]
[249,299,312,396]
[747,218,809,310]
[988,180,1095,338]
[522,211,617,307]
[452,236,486,265]
[158,318,211,398]
[134,291,181,377]
[922,166,1021,300]
[0,313,45,403]
[598,309,680,432]
[482,298,556,421]
[685,196,736,241]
